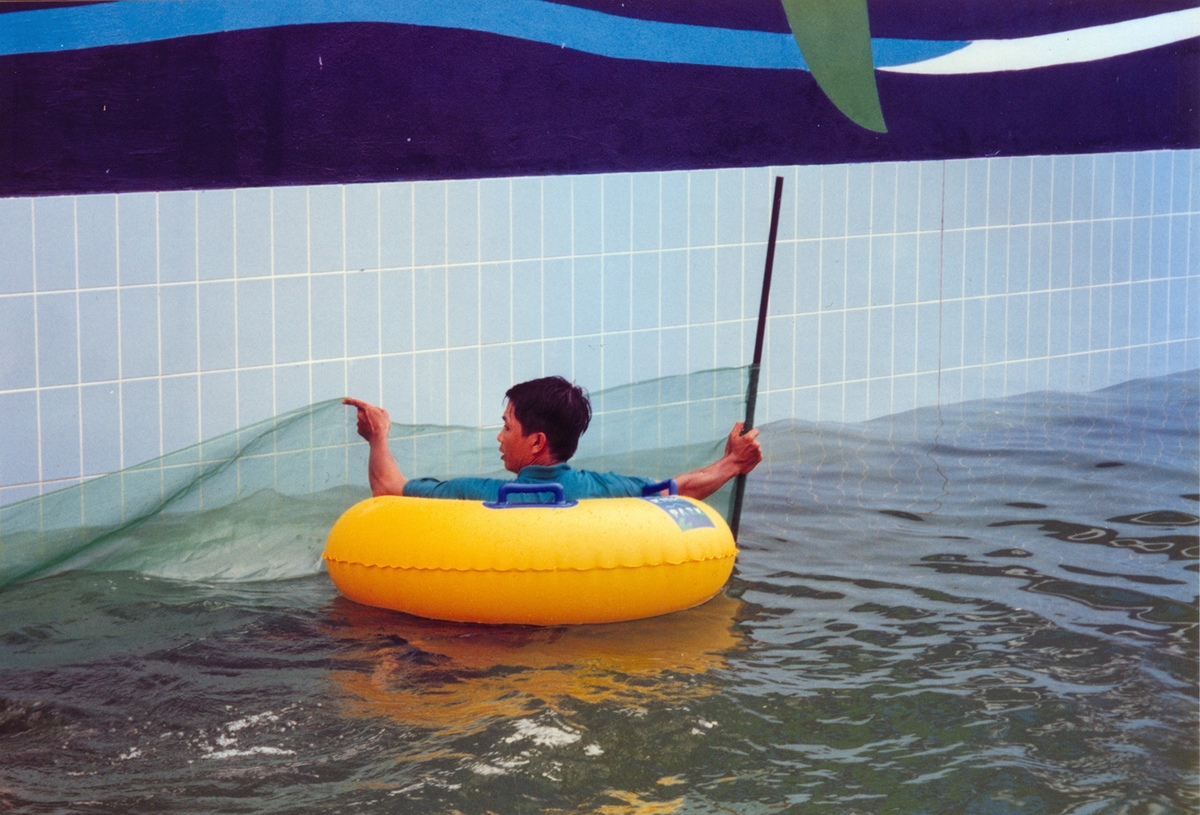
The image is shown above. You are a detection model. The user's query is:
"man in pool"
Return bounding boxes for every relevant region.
[343,375,762,502]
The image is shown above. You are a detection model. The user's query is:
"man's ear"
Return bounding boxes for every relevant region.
[528,431,549,454]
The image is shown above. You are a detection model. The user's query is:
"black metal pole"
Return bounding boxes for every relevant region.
[729,175,784,541]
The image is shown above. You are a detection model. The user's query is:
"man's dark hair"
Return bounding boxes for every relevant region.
[505,376,592,462]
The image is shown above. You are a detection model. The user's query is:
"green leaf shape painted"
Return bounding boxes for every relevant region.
[780,0,887,133]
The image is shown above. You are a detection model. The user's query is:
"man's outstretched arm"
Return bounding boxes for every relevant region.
[344,398,407,497]
[673,421,763,500]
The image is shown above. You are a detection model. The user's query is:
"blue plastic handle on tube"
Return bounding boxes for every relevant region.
[641,479,679,496]
[485,482,577,508]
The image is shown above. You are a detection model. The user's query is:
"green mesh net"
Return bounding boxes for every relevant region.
[0,368,748,587]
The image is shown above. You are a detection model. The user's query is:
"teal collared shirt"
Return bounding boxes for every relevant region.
[402,462,656,502]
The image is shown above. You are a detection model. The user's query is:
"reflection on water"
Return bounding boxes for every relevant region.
[0,371,1196,813]
[325,593,743,738]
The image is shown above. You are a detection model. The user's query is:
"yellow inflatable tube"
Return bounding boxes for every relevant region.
[323,484,737,625]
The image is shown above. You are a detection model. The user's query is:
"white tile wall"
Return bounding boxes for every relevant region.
[0,151,1197,504]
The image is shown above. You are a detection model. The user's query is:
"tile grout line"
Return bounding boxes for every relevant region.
[865,164,876,415]
[540,176,547,380]
[343,184,350,417]
[508,178,515,405]
[685,172,692,441]
[1186,153,1194,366]
[815,167,825,420]
[981,158,992,395]
[1089,154,1100,385]
[1108,157,1122,377]
[1044,158,1057,391]
[1164,153,1175,365]
[477,179,484,427]
[1027,156,1037,390]
[155,192,164,476]
[444,180,450,425]
[377,184,385,416]
[234,190,245,498]
[194,192,203,505]
[409,183,417,425]
[1006,156,1016,395]
[657,172,663,386]
[73,197,85,500]
[114,196,125,486]
[598,176,605,392]
[628,178,643,389]
[270,189,279,420]
[841,165,850,415]
[890,164,901,412]
[270,187,279,490]
[305,187,314,423]
[569,177,577,389]
[30,200,43,513]
[1083,155,1093,388]
[1142,157,1154,373]
[1,210,1184,304]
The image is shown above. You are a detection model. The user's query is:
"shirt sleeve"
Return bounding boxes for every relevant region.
[402,476,505,501]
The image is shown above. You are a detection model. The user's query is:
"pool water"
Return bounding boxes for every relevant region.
[1,372,1196,813]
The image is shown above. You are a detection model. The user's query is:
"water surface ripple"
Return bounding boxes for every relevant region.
[1,372,1196,813]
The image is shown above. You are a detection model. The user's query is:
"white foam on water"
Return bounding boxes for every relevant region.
[503,718,582,748]
[202,746,297,761]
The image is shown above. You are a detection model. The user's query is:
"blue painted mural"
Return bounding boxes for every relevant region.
[1,0,1197,195]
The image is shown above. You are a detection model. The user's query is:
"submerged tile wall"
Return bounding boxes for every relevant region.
[0,150,1196,504]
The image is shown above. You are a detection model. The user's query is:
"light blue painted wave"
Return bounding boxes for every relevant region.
[0,0,965,69]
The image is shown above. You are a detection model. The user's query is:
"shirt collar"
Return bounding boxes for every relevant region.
[518,462,571,479]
